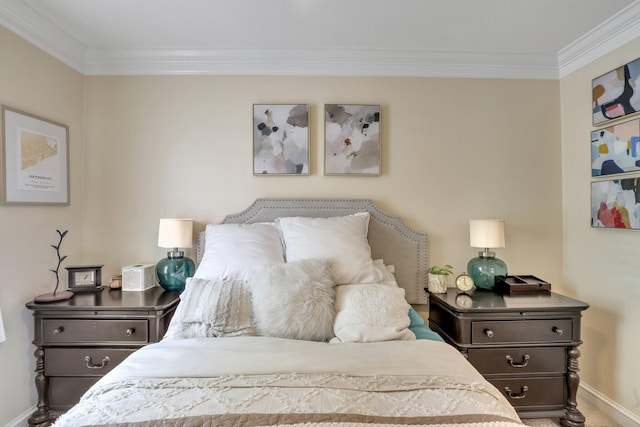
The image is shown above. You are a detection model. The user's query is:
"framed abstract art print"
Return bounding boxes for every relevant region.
[592,57,640,125]
[591,118,640,177]
[253,104,309,175]
[324,104,380,176]
[591,178,640,230]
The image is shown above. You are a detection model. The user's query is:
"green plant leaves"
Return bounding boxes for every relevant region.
[427,264,453,275]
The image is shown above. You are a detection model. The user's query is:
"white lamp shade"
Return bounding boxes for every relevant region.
[158,219,193,249]
[469,219,505,249]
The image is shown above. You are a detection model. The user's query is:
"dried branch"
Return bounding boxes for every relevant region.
[50,229,68,296]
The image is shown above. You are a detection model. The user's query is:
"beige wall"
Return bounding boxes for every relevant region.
[561,37,640,419]
[0,26,85,425]
[84,75,563,287]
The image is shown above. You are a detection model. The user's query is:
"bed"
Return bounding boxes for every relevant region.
[52,198,524,427]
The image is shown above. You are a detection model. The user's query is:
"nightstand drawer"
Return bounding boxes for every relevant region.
[490,377,565,409]
[468,347,566,375]
[471,319,572,344]
[42,319,149,344]
[49,377,99,409]
[45,348,136,376]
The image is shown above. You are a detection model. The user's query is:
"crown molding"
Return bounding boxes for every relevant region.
[559,1,640,78]
[0,0,86,73]
[84,47,559,79]
[1,0,639,79]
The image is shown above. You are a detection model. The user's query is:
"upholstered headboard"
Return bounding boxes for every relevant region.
[197,198,429,304]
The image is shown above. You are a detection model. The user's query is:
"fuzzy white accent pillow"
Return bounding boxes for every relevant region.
[164,278,255,339]
[331,284,415,343]
[194,222,284,281]
[250,259,336,342]
[278,213,381,285]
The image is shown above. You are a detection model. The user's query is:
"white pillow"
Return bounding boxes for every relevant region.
[194,223,284,281]
[330,284,415,343]
[373,259,398,287]
[164,278,255,339]
[278,213,381,285]
[250,259,336,342]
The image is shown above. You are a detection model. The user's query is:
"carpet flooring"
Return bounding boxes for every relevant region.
[521,397,620,426]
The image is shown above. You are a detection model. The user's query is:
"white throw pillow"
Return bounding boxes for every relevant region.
[373,259,398,287]
[278,213,381,285]
[250,259,336,342]
[164,278,255,339]
[194,223,284,281]
[331,284,415,343]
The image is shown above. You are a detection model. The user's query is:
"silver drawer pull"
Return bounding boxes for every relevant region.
[506,354,530,368]
[84,355,110,369]
[53,327,64,335]
[484,329,494,338]
[505,385,528,399]
[126,328,135,336]
[552,326,563,335]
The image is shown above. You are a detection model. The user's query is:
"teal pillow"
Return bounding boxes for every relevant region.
[408,307,444,342]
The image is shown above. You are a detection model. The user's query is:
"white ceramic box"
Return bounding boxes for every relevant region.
[122,264,156,291]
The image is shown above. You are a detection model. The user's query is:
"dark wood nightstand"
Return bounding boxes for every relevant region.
[427,288,588,427]
[25,287,180,427]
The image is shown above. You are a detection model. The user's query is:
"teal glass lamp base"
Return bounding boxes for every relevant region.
[467,252,507,290]
[156,251,195,292]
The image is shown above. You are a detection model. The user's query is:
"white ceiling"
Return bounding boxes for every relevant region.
[1,0,639,78]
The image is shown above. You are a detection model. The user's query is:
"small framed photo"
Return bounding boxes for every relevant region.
[325,104,380,175]
[1,106,69,205]
[253,104,309,175]
[66,265,104,292]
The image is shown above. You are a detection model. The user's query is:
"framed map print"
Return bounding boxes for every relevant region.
[1,106,69,205]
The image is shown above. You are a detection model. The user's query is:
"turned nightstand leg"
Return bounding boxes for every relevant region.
[28,347,51,427]
[561,346,585,427]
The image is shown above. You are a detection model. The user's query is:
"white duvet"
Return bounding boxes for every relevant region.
[53,337,524,427]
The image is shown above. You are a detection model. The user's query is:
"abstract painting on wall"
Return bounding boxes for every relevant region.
[592,57,640,125]
[325,104,380,175]
[591,178,640,229]
[591,118,640,177]
[253,104,309,175]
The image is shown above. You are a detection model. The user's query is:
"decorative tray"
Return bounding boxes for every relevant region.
[496,275,551,294]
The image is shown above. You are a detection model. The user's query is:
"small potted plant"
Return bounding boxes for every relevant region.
[427,264,453,293]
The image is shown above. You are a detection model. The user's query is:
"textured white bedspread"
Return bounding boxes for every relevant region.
[53,337,524,427]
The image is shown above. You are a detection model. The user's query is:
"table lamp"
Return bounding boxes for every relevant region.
[467,219,507,290]
[156,218,195,292]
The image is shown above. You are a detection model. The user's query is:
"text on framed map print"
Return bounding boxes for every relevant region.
[1,106,69,205]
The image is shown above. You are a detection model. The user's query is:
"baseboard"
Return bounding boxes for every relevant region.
[4,405,34,427]
[580,382,640,426]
